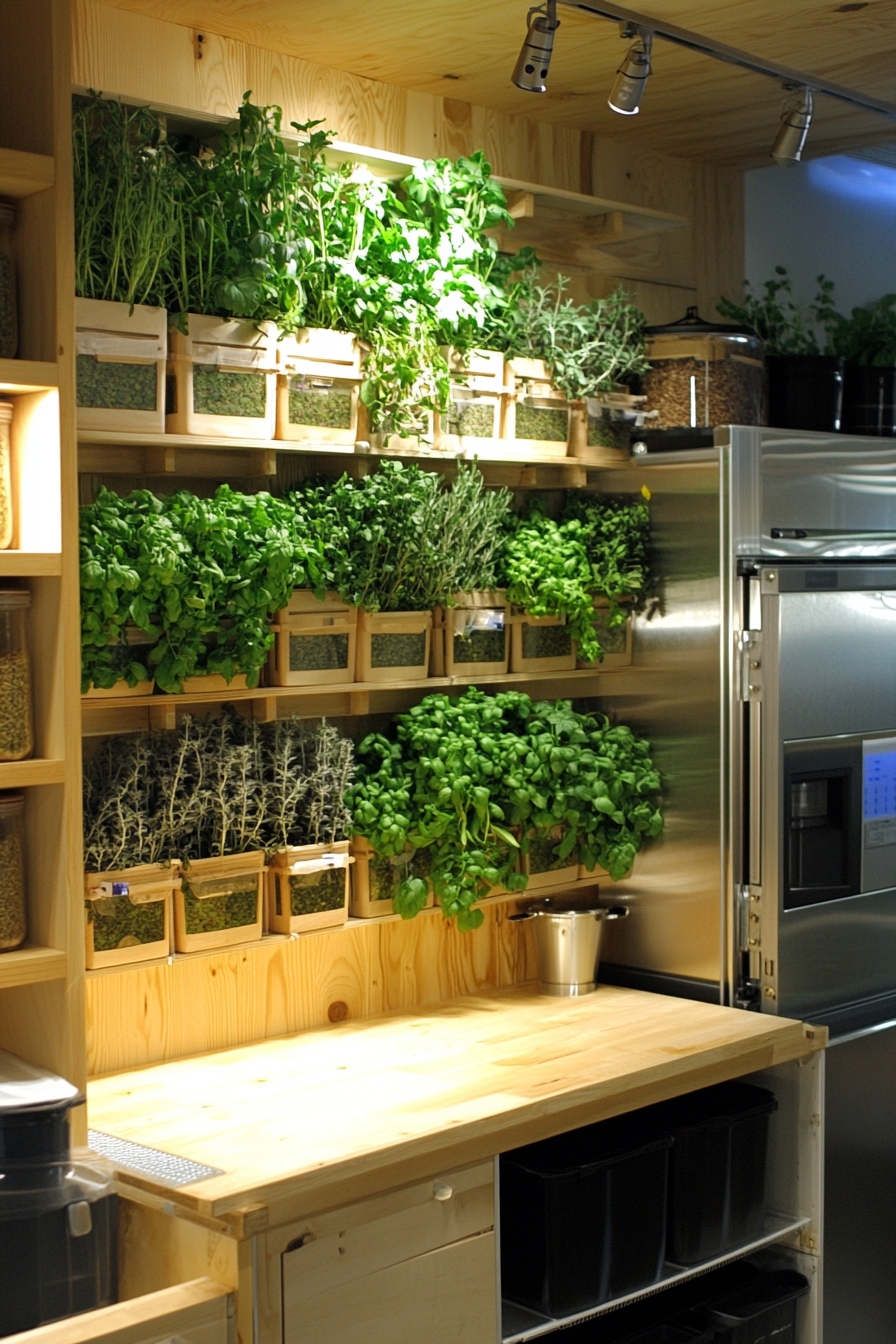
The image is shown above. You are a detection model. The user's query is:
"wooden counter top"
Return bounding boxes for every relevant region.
[87,984,823,1233]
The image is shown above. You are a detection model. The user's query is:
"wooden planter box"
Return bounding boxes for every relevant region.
[504,358,570,459]
[276,328,363,446]
[510,611,577,673]
[82,626,157,699]
[350,837,434,919]
[75,298,167,434]
[567,393,646,464]
[356,610,432,684]
[523,827,579,891]
[269,590,357,687]
[432,590,510,678]
[179,673,249,695]
[174,851,265,953]
[575,602,633,670]
[84,862,176,969]
[435,348,507,453]
[267,841,351,934]
[167,315,278,439]
[365,412,436,455]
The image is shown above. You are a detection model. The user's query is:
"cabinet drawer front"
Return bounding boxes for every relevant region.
[283,1232,496,1344]
[282,1161,493,1300]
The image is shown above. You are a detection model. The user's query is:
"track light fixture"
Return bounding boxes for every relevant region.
[771,86,814,165]
[608,23,653,116]
[511,0,560,94]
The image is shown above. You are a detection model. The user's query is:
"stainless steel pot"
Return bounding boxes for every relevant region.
[511,902,628,997]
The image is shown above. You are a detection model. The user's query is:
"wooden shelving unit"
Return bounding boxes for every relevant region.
[0,944,67,990]
[0,147,55,199]
[0,359,58,391]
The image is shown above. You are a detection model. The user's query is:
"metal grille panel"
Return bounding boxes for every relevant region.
[88,1129,224,1186]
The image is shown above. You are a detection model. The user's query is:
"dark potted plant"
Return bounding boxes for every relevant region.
[718,267,845,431]
[827,294,896,437]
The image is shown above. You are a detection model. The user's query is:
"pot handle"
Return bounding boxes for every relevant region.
[603,905,629,921]
[508,911,534,922]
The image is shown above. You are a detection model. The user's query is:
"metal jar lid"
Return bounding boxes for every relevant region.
[0,590,31,609]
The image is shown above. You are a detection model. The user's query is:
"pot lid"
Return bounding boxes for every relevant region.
[0,1049,81,1113]
[644,304,758,338]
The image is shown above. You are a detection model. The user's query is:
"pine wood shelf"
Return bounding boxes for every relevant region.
[0,758,65,787]
[0,551,61,576]
[0,944,67,989]
[0,359,58,392]
[0,148,55,199]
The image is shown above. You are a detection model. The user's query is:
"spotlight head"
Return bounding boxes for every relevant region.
[512,2,560,94]
[608,29,653,116]
[771,86,814,165]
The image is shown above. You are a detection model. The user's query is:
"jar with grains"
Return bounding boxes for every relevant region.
[0,205,17,359]
[0,792,26,952]
[0,401,12,549]
[641,306,765,430]
[0,590,33,761]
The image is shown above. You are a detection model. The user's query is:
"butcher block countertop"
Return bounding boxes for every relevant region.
[87,983,825,1236]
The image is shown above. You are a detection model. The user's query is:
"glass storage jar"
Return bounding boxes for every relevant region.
[0,792,26,951]
[642,306,765,429]
[0,204,17,359]
[0,590,33,761]
[0,401,12,549]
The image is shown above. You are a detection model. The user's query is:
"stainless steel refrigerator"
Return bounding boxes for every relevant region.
[594,426,896,1344]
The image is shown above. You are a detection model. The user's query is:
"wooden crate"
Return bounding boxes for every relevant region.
[179,673,249,694]
[576,603,634,670]
[84,863,176,969]
[167,315,278,439]
[350,837,434,918]
[432,590,510,678]
[356,609,432,684]
[567,393,644,464]
[75,298,167,434]
[504,357,570,459]
[523,826,579,891]
[269,590,357,687]
[174,852,265,953]
[435,347,507,453]
[276,328,363,445]
[510,611,577,673]
[267,841,351,934]
[82,626,158,698]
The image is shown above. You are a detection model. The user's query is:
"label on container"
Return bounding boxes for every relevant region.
[98,881,129,897]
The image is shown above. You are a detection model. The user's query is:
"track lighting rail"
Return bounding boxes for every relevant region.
[557,0,896,121]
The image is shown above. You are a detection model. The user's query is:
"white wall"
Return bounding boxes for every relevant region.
[743,153,896,316]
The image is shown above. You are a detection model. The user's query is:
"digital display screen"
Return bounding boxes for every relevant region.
[863,742,896,820]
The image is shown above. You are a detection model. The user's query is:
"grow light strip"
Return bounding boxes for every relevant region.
[88,1129,224,1186]
[500,1213,810,1343]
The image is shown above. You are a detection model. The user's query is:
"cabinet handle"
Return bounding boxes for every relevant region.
[433,1181,453,1202]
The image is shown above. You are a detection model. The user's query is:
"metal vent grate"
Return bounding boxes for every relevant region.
[88,1129,224,1186]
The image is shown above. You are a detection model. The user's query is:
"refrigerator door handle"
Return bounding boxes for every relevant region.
[749,699,762,886]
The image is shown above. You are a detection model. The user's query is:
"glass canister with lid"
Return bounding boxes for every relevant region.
[0,590,34,762]
[0,793,26,951]
[0,400,13,549]
[641,306,765,430]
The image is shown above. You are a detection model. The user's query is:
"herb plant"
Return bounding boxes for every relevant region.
[824,293,896,368]
[73,92,178,308]
[347,688,663,931]
[492,272,649,397]
[717,267,838,356]
[500,500,602,661]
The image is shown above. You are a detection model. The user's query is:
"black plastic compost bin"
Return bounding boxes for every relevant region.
[500,1113,673,1318]
[700,1269,809,1344]
[661,1082,777,1265]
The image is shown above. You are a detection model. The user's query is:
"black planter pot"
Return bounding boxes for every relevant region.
[841,366,896,437]
[767,354,845,432]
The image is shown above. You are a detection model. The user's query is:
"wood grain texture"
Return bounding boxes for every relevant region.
[0,944,67,990]
[86,983,824,1223]
[86,0,896,166]
[8,1279,231,1344]
[85,902,538,1074]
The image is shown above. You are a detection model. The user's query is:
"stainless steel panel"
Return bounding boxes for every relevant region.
[825,1024,896,1344]
[594,460,724,986]
[779,892,896,1020]
[724,425,896,558]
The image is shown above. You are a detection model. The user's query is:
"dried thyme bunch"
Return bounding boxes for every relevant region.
[83,732,170,871]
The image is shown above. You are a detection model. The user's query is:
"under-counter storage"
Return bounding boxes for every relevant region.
[280,1161,496,1344]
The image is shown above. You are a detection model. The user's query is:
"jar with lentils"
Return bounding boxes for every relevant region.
[0,590,34,761]
[641,306,765,430]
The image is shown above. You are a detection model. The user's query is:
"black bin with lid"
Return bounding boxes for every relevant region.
[0,1049,118,1337]
[699,1269,810,1344]
[500,1111,673,1318]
